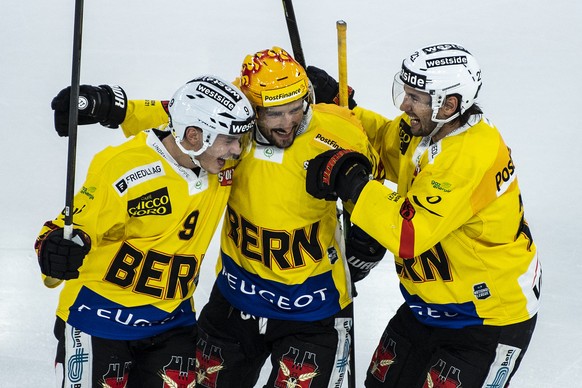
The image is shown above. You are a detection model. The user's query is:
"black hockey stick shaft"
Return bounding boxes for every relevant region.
[45,0,84,288]
[281,0,306,68]
[44,0,84,288]
[64,0,84,238]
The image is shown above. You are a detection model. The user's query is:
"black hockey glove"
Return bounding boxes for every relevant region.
[345,225,386,283]
[37,228,91,280]
[306,65,357,109]
[51,84,127,136]
[306,149,372,202]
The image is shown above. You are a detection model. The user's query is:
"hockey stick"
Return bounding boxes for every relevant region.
[281,3,357,385]
[281,0,306,68]
[44,0,85,288]
[337,19,357,388]
[337,21,349,108]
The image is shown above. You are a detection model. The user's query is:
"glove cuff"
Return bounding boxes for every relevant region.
[99,85,127,128]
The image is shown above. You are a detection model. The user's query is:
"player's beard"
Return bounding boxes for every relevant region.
[258,125,298,149]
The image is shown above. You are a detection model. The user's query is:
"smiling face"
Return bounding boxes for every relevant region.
[196,133,243,174]
[255,99,304,148]
[399,85,439,137]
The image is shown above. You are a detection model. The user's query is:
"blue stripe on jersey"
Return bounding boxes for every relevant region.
[216,251,341,321]
[401,285,484,328]
[67,286,196,340]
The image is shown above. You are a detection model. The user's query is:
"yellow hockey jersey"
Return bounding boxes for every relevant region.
[352,108,541,328]
[118,101,383,321]
[216,104,382,321]
[36,130,237,340]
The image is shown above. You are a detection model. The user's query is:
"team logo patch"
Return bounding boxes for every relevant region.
[399,198,416,221]
[127,187,172,217]
[276,347,319,388]
[113,161,165,196]
[196,337,225,387]
[160,356,196,388]
[370,337,397,382]
[425,359,462,388]
[102,362,130,388]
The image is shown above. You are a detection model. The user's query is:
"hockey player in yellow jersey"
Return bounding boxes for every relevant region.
[306,43,541,387]
[192,49,383,388]
[49,47,386,387]
[36,76,255,387]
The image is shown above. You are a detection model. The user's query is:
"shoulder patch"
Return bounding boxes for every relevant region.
[113,161,165,196]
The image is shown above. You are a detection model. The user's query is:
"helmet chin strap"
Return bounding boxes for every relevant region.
[172,128,207,168]
[428,110,460,139]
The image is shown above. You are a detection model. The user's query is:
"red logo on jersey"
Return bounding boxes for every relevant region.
[399,198,416,220]
[102,362,130,388]
[369,338,397,382]
[399,198,416,258]
[218,167,234,186]
[159,356,196,388]
[196,339,225,388]
[275,347,319,388]
[423,359,462,388]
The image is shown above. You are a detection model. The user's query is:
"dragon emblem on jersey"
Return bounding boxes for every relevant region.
[275,347,319,388]
[369,337,397,382]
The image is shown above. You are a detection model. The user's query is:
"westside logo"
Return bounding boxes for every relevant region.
[400,64,426,89]
[426,55,468,68]
[422,43,470,54]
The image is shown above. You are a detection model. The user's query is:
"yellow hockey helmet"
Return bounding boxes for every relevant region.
[239,46,310,108]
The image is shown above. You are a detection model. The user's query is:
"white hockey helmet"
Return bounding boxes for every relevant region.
[392,43,482,123]
[168,75,255,158]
